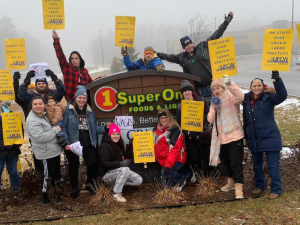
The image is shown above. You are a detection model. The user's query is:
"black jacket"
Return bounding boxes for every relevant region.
[157,20,230,80]
[13,79,29,119]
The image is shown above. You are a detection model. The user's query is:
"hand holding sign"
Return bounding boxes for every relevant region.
[24,70,35,85]
[52,30,59,39]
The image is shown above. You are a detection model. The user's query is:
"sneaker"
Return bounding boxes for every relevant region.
[70,188,78,199]
[269,193,280,199]
[235,183,244,199]
[43,192,50,203]
[173,180,187,192]
[113,193,127,203]
[221,178,235,192]
[252,188,262,195]
[189,167,197,183]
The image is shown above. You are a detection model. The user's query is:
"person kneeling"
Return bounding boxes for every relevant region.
[98,124,143,203]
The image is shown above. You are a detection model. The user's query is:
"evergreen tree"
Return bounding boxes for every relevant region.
[110,47,140,73]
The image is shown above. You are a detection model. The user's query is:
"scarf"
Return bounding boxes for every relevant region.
[157,124,169,133]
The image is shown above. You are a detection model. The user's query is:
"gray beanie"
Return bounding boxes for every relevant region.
[180,80,194,93]
[74,85,88,99]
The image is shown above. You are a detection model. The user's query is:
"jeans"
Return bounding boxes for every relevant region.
[251,151,282,194]
[0,156,20,191]
[55,121,64,136]
[197,86,212,97]
[161,162,192,187]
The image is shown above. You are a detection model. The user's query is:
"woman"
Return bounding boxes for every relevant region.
[63,85,107,198]
[207,77,244,199]
[26,96,63,203]
[154,108,191,191]
[243,71,287,199]
[176,80,212,177]
[0,99,21,196]
[98,124,142,203]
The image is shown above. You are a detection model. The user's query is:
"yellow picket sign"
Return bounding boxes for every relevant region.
[208,36,237,79]
[261,29,293,71]
[296,24,300,49]
[132,131,155,164]
[42,0,65,30]
[5,38,26,70]
[0,70,15,101]
[181,100,204,132]
[2,113,23,146]
[115,16,136,47]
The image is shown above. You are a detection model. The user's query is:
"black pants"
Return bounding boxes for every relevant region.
[65,145,98,189]
[221,139,244,184]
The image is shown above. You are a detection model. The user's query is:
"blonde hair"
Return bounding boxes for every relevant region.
[157,108,180,130]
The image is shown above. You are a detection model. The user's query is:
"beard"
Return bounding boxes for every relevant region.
[36,86,50,94]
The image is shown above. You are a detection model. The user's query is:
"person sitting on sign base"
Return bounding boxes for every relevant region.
[154,108,193,191]
[97,124,142,203]
[122,46,165,72]
[208,77,244,199]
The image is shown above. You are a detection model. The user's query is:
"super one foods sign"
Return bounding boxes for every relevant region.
[94,86,183,113]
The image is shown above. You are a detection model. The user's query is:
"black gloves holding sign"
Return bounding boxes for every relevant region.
[24,70,35,85]
[271,71,280,81]
[45,69,58,82]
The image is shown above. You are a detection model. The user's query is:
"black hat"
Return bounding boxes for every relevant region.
[180,36,193,49]
[45,93,57,103]
[180,79,194,93]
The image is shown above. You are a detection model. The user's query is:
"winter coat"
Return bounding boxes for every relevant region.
[157,20,230,77]
[45,102,66,124]
[243,78,287,152]
[13,79,29,119]
[26,110,62,160]
[53,38,93,101]
[62,104,105,147]
[154,125,187,168]
[123,55,164,70]
[0,107,22,158]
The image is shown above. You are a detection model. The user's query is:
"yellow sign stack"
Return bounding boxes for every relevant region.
[181,100,204,132]
[115,16,136,47]
[132,131,155,163]
[42,0,65,30]
[0,70,15,101]
[5,38,26,70]
[2,113,23,146]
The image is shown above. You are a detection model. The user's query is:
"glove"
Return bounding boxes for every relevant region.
[121,46,128,57]
[45,69,58,82]
[156,64,164,73]
[13,71,21,80]
[271,71,280,80]
[24,70,35,85]
[225,12,233,23]
[221,77,231,86]
[163,166,171,177]
[120,159,131,167]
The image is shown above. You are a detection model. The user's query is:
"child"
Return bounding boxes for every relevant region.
[44,94,66,147]
[207,77,244,199]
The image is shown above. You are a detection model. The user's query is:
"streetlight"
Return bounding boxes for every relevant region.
[291,0,295,64]
[214,18,217,31]
[99,30,105,66]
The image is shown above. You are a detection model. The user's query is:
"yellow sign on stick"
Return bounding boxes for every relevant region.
[296,24,300,49]
[181,100,204,132]
[42,0,65,30]
[0,70,15,101]
[5,38,26,70]
[115,16,136,47]
[208,36,237,79]
[132,131,155,163]
[261,29,293,71]
[2,113,23,146]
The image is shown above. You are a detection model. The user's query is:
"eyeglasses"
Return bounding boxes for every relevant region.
[160,116,168,121]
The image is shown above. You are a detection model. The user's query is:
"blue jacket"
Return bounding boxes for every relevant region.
[62,104,105,147]
[243,78,287,152]
[123,55,164,70]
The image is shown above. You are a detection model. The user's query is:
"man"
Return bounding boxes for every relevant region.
[157,12,234,98]
[52,31,93,101]
[27,83,35,93]
[122,46,164,72]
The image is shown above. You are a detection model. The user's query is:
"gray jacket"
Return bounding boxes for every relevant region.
[26,110,62,160]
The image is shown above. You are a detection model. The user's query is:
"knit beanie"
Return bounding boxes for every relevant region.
[144,46,154,55]
[180,80,194,93]
[45,93,57,103]
[211,79,225,90]
[74,85,88,99]
[28,83,35,88]
[35,78,48,86]
[108,124,121,136]
[180,36,193,49]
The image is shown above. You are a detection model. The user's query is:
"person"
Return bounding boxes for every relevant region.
[156,12,234,98]
[176,80,212,176]
[98,124,143,203]
[13,71,30,119]
[26,96,63,203]
[207,77,244,199]
[44,94,67,147]
[62,85,108,198]
[0,99,22,196]
[154,108,192,191]
[243,71,287,199]
[122,46,165,72]
[52,30,93,101]
[27,83,36,93]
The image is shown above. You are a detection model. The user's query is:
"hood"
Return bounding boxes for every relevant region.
[69,51,85,68]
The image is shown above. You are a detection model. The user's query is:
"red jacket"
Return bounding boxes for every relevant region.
[154,125,187,168]
[53,38,92,101]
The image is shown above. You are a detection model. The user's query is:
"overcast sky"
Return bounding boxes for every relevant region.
[0,0,299,69]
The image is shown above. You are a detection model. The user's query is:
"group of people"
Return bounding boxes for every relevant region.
[0,10,288,204]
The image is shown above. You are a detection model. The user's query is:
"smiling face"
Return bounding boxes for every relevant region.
[159,116,169,126]
[75,95,87,108]
[184,43,194,55]
[32,99,45,116]
[251,80,264,97]
[212,86,224,97]
[183,90,193,99]
[111,132,121,143]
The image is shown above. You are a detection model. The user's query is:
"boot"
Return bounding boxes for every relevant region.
[220,178,235,192]
[252,188,262,195]
[42,192,50,203]
[235,183,244,199]
[70,188,78,199]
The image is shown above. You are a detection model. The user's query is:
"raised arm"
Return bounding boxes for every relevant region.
[52,30,69,69]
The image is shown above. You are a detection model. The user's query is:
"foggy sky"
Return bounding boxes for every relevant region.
[0,0,299,73]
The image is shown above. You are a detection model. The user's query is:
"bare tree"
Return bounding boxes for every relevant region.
[182,13,209,45]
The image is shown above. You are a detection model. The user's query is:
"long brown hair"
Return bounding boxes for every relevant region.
[110,136,125,154]
[157,108,180,130]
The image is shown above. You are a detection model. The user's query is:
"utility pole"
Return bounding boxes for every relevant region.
[214,18,217,30]
[99,30,105,66]
[291,0,295,64]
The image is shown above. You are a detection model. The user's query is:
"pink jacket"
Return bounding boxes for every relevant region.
[207,82,244,145]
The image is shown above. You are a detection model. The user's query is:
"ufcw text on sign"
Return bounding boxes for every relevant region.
[115,16,136,47]
[181,100,204,132]
[208,36,237,79]
[132,131,155,164]
[261,29,293,71]
[0,70,15,101]
[2,113,23,146]
[42,0,65,30]
[5,38,26,70]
